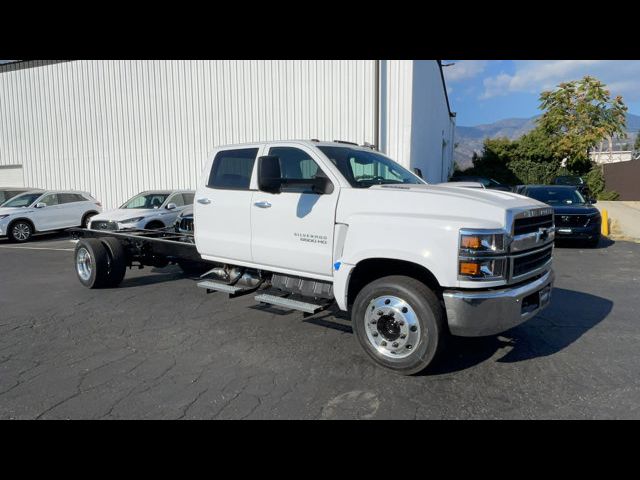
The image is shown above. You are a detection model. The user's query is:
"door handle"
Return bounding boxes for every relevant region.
[254,201,272,208]
[197,198,211,205]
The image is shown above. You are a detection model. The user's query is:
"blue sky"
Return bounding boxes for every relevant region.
[442,60,640,127]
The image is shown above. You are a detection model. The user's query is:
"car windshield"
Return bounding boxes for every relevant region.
[528,188,586,206]
[317,146,424,188]
[555,176,582,186]
[1,192,42,208]
[121,193,169,209]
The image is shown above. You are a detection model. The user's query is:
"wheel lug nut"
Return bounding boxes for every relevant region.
[381,341,387,346]
[406,345,412,350]
[373,332,378,337]
[392,342,399,348]
[402,307,408,313]
[377,310,384,316]
[400,334,406,339]
[398,321,404,326]
[389,312,395,317]
[371,319,377,324]
[410,325,417,332]
[384,299,390,305]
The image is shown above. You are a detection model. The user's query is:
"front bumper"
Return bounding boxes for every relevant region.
[555,222,600,240]
[442,269,554,337]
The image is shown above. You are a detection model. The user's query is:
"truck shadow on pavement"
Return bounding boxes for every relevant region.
[554,237,615,250]
[425,287,613,375]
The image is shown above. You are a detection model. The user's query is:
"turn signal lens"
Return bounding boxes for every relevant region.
[461,236,481,249]
[459,262,480,275]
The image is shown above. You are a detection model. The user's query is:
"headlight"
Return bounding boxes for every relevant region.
[459,231,506,254]
[459,258,507,279]
[120,216,144,224]
[459,229,508,280]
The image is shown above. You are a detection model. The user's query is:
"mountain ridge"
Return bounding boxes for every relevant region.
[454,113,640,170]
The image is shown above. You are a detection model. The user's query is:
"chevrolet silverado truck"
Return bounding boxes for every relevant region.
[71,140,555,374]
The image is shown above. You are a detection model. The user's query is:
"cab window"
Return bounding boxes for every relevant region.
[208,148,259,190]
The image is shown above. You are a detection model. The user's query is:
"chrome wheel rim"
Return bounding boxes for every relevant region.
[76,247,92,281]
[13,223,30,241]
[364,295,421,359]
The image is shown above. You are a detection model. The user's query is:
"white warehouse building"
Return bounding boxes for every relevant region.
[0,60,455,209]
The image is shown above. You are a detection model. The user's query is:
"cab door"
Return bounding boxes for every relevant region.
[250,144,339,278]
[194,146,263,263]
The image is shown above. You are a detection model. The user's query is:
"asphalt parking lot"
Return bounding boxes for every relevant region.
[1,233,639,419]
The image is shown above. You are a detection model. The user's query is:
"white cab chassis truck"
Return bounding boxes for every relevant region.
[72,141,555,375]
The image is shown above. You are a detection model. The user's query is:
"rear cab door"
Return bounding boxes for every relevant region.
[195,145,264,264]
[250,142,340,279]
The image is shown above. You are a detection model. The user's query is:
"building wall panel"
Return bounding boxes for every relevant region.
[0,60,377,208]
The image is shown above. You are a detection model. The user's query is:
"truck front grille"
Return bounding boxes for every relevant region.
[512,245,553,278]
[555,214,588,227]
[513,214,554,235]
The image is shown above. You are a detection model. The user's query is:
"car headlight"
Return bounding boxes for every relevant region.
[459,229,508,280]
[120,216,144,224]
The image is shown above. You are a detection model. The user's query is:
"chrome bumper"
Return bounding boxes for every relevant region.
[443,269,554,337]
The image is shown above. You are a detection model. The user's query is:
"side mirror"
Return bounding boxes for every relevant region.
[35,202,47,208]
[590,197,597,204]
[166,203,177,210]
[257,155,283,194]
[413,167,424,179]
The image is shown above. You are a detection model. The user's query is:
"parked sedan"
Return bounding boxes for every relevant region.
[519,185,601,247]
[0,190,102,242]
[89,190,194,231]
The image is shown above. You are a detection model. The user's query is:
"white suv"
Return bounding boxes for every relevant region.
[89,190,195,231]
[0,190,102,242]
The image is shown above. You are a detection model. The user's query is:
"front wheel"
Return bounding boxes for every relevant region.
[8,221,33,243]
[351,275,446,375]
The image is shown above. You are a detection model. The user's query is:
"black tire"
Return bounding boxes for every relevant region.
[74,238,111,288]
[7,220,33,243]
[145,221,164,230]
[81,212,97,229]
[351,275,446,375]
[100,237,128,287]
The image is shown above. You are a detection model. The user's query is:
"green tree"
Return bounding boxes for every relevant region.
[538,75,627,172]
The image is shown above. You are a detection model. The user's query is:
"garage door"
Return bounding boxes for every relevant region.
[0,165,24,187]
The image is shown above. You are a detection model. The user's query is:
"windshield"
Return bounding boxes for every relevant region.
[317,146,424,188]
[528,188,586,206]
[121,193,169,209]
[1,192,42,208]
[555,176,582,186]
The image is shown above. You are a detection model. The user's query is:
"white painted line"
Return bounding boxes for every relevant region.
[0,245,74,251]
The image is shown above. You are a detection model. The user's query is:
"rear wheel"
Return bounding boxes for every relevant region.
[351,275,446,375]
[8,220,33,243]
[100,237,127,286]
[75,239,110,288]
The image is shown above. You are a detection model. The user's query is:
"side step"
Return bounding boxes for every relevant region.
[254,293,328,315]
[197,280,253,297]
